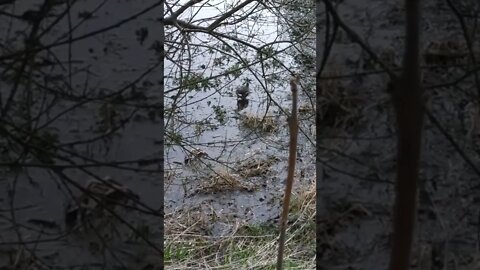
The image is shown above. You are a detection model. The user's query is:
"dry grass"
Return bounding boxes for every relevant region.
[194,170,257,194]
[164,179,316,269]
[299,104,314,115]
[239,114,278,134]
[236,156,278,178]
[423,39,469,65]
[290,177,316,216]
[318,70,361,130]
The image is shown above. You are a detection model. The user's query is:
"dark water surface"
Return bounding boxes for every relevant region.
[0,0,163,268]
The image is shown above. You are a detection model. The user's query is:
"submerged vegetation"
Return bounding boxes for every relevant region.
[239,114,279,134]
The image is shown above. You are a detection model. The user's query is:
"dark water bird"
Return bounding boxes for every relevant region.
[237,98,249,111]
[236,81,250,99]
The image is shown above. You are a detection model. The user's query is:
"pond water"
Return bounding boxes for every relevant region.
[163,0,316,227]
[0,0,164,268]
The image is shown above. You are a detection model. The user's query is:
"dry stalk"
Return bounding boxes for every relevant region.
[276,74,300,270]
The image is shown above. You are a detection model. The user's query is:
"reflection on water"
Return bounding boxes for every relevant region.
[236,98,249,111]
